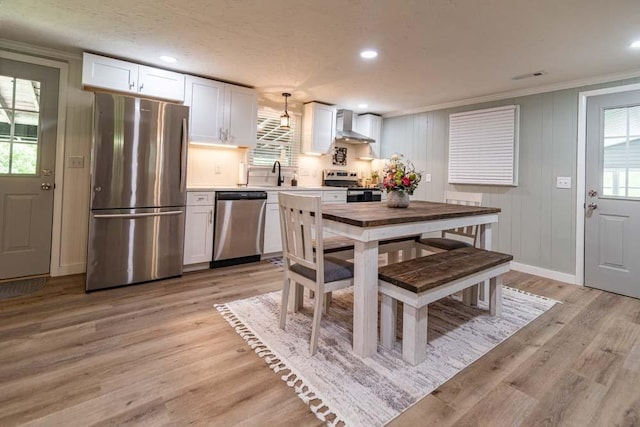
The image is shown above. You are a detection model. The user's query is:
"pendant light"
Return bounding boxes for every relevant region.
[280,92,291,130]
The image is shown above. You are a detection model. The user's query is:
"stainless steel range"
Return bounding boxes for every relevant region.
[323,170,382,202]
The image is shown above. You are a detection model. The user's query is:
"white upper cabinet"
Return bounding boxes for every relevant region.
[82,53,138,93]
[355,113,383,159]
[302,102,336,154]
[184,76,257,148]
[82,53,185,102]
[137,65,186,102]
[224,84,257,148]
[184,76,226,144]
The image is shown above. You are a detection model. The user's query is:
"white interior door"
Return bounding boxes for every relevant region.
[0,58,59,279]
[585,90,640,298]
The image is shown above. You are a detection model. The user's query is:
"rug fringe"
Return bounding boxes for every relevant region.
[215,303,346,427]
[504,286,561,304]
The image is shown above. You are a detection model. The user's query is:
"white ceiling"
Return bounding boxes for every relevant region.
[2,0,640,115]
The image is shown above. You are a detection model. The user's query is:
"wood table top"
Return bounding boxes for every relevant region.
[321,201,501,227]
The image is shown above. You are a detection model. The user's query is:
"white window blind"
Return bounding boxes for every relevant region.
[448,105,519,186]
[249,108,301,167]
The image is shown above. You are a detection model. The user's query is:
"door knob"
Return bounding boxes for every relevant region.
[588,189,598,197]
[588,203,597,210]
[41,182,52,190]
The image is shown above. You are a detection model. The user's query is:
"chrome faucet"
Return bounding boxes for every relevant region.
[271,161,284,186]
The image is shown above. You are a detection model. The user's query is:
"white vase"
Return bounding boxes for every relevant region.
[387,190,410,208]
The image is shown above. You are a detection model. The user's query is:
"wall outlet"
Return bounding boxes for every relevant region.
[215,164,222,174]
[67,156,84,168]
[556,176,571,189]
[424,173,432,183]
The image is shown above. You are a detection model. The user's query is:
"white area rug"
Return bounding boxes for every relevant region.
[216,287,558,426]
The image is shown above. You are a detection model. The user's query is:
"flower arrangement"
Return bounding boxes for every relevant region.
[382,153,422,194]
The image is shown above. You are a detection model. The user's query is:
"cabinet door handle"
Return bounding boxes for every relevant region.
[129,81,135,89]
[209,209,213,224]
[139,83,144,91]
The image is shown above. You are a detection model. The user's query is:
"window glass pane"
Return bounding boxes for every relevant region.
[629,106,640,136]
[250,108,300,168]
[14,79,40,112]
[0,142,9,173]
[0,75,15,107]
[601,105,640,198]
[0,109,11,142]
[604,108,627,137]
[629,169,640,198]
[603,136,626,148]
[10,143,37,174]
[13,111,39,143]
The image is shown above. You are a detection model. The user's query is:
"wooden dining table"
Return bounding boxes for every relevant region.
[321,200,501,358]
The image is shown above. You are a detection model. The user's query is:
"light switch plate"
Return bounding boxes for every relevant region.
[67,156,84,168]
[425,173,432,182]
[556,176,571,189]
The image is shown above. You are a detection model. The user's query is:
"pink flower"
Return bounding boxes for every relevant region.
[402,177,411,186]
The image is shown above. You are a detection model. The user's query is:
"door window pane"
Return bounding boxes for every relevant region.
[604,108,627,137]
[0,142,9,173]
[0,75,41,176]
[11,143,37,174]
[14,79,40,112]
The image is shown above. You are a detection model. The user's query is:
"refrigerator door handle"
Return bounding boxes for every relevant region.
[94,211,184,219]
[180,117,188,192]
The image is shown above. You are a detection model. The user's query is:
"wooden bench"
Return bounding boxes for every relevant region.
[378,247,513,365]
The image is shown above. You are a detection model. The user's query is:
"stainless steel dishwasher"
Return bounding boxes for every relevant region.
[211,191,267,267]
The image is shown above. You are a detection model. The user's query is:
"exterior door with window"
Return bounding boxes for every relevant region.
[585,90,640,298]
[0,59,59,279]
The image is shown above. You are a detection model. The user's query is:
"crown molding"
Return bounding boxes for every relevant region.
[383,68,640,118]
[0,38,81,62]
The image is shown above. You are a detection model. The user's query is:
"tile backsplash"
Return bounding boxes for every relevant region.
[187,143,377,187]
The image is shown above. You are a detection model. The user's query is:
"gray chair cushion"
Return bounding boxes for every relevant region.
[417,237,472,251]
[290,256,354,283]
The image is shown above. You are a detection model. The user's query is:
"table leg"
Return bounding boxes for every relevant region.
[353,240,379,357]
[479,223,493,302]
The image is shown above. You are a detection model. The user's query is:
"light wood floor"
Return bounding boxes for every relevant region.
[0,261,638,426]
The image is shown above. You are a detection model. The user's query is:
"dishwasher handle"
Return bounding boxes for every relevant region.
[216,191,267,201]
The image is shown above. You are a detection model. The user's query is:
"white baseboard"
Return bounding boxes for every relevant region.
[510,261,577,285]
[51,263,85,277]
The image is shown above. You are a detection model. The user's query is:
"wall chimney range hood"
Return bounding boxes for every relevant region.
[335,109,375,144]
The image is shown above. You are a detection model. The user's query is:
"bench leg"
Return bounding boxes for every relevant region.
[462,285,479,307]
[401,246,415,261]
[490,275,503,316]
[403,303,429,365]
[380,294,397,349]
[387,251,400,265]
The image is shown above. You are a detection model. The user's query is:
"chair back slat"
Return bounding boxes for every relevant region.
[442,191,483,246]
[278,193,323,275]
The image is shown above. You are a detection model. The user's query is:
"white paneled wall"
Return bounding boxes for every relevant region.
[58,58,93,274]
[382,77,640,276]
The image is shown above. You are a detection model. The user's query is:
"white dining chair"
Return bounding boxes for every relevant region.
[416,191,483,253]
[278,192,354,356]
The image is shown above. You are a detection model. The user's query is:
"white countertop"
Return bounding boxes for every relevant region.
[187,185,346,191]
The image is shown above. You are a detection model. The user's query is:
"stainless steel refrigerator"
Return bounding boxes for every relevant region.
[86,93,188,291]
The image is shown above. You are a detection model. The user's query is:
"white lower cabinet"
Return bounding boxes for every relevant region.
[263,203,282,255]
[184,192,215,268]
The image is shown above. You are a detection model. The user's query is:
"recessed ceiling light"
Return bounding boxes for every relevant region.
[160,55,177,63]
[631,40,640,49]
[358,103,368,109]
[360,50,378,59]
